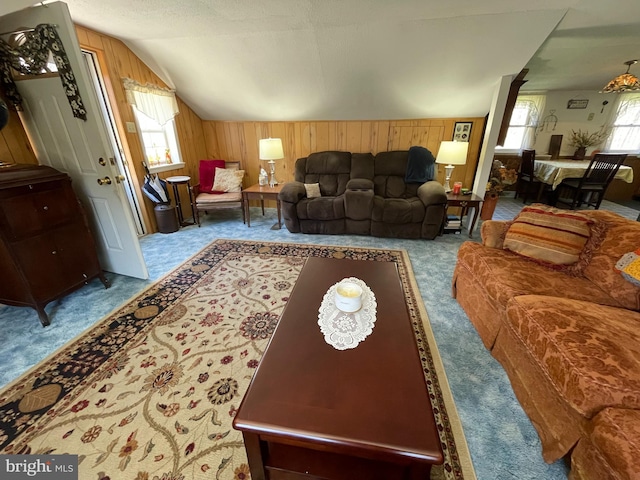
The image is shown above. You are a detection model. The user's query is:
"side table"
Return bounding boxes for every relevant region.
[241,184,283,229]
[446,192,484,237]
[166,176,196,227]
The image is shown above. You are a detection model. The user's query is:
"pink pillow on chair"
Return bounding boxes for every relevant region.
[199,160,226,193]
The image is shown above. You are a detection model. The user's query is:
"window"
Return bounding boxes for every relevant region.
[605,93,640,153]
[497,94,545,151]
[8,32,58,74]
[133,109,181,169]
[123,78,183,172]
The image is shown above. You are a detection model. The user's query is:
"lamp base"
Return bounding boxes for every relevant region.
[268,160,277,188]
[443,164,455,193]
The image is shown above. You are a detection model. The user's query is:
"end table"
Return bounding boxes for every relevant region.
[166,176,197,227]
[241,183,283,229]
[446,192,484,237]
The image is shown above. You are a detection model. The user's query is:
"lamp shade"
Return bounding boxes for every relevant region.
[259,138,284,160]
[436,141,468,165]
[601,60,640,93]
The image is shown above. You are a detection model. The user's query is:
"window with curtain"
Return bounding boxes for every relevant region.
[497,94,546,151]
[605,93,640,153]
[123,78,183,172]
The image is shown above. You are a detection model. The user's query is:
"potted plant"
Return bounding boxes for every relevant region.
[480,160,505,220]
[567,129,609,160]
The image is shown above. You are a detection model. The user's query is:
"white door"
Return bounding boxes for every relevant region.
[83,50,147,236]
[0,2,148,279]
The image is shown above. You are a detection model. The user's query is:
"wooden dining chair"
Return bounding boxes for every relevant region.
[514,149,542,203]
[556,153,627,210]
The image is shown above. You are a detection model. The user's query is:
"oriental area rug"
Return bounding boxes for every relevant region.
[0,240,474,480]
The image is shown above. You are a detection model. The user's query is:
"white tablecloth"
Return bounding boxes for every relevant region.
[534,160,634,190]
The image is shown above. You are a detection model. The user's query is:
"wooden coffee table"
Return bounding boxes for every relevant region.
[233,257,443,480]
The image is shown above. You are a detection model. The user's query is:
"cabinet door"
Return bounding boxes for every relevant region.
[55,222,101,285]
[11,221,100,303]
[12,232,64,302]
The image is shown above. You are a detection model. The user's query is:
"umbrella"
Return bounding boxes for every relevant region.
[142,169,170,204]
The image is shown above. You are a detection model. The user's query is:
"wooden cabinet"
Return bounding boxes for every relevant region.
[0,164,109,326]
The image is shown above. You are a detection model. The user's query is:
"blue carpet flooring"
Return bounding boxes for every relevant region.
[1,197,638,479]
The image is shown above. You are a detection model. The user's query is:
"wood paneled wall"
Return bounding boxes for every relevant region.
[204,118,485,197]
[1,23,486,231]
[75,25,208,232]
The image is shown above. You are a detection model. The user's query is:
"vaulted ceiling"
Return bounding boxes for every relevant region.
[2,0,640,121]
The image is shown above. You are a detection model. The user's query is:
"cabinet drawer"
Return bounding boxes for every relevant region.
[0,183,77,239]
[12,222,100,302]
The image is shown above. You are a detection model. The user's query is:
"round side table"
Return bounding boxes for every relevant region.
[166,175,196,226]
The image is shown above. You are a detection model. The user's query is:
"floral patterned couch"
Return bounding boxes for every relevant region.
[452,207,640,479]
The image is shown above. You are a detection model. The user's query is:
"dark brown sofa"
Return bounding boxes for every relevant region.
[278,150,447,239]
[452,208,640,479]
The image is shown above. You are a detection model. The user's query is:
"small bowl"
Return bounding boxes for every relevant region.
[335,281,363,312]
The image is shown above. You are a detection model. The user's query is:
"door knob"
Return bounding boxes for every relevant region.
[97,176,112,185]
[115,174,126,183]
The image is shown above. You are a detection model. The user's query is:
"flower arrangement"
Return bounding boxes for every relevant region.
[486,160,506,197]
[567,129,609,148]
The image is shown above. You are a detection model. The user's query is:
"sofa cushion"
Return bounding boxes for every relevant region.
[296,151,351,196]
[505,295,640,417]
[456,242,627,311]
[372,196,424,224]
[581,210,640,311]
[503,204,604,274]
[296,196,345,221]
[373,151,419,198]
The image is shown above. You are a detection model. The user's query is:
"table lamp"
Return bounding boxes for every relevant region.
[259,138,284,188]
[436,141,468,193]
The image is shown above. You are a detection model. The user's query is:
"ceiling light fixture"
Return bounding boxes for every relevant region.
[600,60,640,93]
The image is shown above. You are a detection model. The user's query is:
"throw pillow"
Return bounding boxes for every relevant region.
[304,183,321,198]
[503,204,605,274]
[198,159,226,193]
[212,167,244,193]
[615,249,640,287]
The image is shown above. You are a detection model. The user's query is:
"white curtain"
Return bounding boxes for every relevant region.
[123,78,179,126]
[517,94,546,149]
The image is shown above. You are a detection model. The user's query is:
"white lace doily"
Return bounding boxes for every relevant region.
[318,277,377,350]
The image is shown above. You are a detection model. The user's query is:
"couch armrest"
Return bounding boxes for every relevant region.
[481,220,510,249]
[346,178,374,190]
[279,181,306,203]
[417,181,447,206]
[190,183,201,197]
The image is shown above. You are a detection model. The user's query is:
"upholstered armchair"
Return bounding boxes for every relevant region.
[190,160,245,226]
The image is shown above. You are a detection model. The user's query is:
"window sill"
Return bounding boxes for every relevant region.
[149,162,185,174]
[494,149,522,155]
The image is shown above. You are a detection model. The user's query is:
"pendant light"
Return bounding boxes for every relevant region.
[600,60,640,93]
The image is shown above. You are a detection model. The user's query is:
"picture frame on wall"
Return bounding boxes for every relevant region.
[453,122,472,142]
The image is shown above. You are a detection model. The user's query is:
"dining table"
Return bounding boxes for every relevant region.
[534,159,634,190]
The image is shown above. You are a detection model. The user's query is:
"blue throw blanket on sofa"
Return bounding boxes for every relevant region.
[405,146,436,183]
